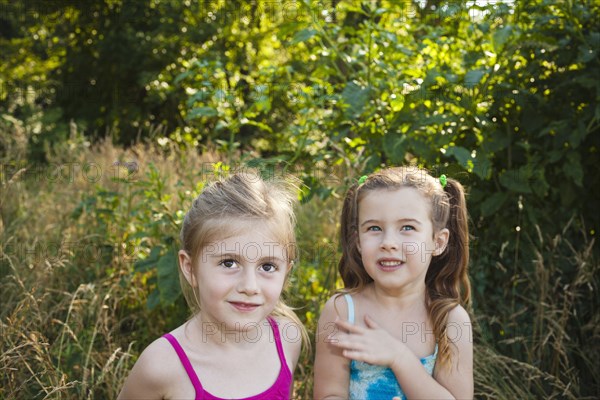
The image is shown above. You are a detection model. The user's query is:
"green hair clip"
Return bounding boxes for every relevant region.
[439,174,447,188]
[358,175,368,185]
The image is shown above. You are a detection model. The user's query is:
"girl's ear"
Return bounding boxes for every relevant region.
[179,250,197,287]
[433,228,450,256]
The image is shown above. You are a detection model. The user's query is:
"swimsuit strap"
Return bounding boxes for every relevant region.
[344,294,355,324]
[162,333,202,398]
[267,316,290,373]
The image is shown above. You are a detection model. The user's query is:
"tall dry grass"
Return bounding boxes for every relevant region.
[472,220,599,399]
[1,128,220,398]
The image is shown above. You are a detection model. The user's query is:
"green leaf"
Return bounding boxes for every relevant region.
[147,289,160,310]
[472,157,492,179]
[492,25,513,52]
[174,70,193,84]
[568,121,588,148]
[186,90,211,107]
[531,168,550,197]
[341,81,371,118]
[134,246,162,272]
[480,192,508,217]
[187,107,218,120]
[464,69,487,87]
[445,146,472,168]
[383,134,408,164]
[241,120,273,133]
[423,68,441,88]
[500,168,532,193]
[564,152,583,187]
[157,247,180,305]
[291,28,318,44]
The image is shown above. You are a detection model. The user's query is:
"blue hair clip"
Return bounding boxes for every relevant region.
[439,174,447,188]
[358,175,368,185]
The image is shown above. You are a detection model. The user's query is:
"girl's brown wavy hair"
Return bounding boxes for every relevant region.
[338,166,471,370]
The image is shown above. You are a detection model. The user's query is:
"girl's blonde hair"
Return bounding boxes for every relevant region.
[338,166,471,370]
[179,170,309,350]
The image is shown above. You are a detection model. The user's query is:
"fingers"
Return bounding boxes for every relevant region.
[328,331,365,353]
[364,314,380,329]
[339,346,368,362]
[342,348,361,359]
[327,331,358,349]
[334,318,364,334]
[335,315,380,332]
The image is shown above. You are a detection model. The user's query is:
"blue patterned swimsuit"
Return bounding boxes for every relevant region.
[344,294,438,400]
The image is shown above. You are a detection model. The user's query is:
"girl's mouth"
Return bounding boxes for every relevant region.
[377,259,404,271]
[228,301,261,312]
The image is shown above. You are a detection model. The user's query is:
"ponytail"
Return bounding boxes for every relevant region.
[426,177,471,370]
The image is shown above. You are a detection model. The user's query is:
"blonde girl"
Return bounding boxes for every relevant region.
[119,171,307,399]
[314,166,473,399]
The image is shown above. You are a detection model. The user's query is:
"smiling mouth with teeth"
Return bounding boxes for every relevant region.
[378,260,404,269]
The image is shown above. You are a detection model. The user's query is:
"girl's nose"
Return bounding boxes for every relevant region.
[237,269,260,295]
[380,232,399,250]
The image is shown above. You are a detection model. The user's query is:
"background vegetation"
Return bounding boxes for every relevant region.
[1,0,599,398]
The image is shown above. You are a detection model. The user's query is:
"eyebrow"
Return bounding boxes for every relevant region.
[208,252,287,264]
[209,252,239,259]
[258,257,288,265]
[360,218,422,227]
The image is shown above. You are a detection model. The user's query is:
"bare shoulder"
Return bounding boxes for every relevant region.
[118,336,179,399]
[138,336,181,374]
[315,293,352,344]
[313,293,352,399]
[433,305,474,398]
[272,315,302,370]
[319,293,349,324]
[447,305,473,344]
[448,304,471,323]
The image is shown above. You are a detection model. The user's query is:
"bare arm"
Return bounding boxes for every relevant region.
[117,338,174,400]
[393,306,473,399]
[313,295,350,400]
[431,306,473,398]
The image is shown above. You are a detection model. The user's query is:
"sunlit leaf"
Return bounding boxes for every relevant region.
[492,25,513,52]
[291,28,318,44]
[464,69,487,87]
[187,107,218,120]
[445,146,472,168]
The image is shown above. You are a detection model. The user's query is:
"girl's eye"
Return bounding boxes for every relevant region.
[260,263,278,273]
[401,225,415,231]
[367,226,382,232]
[220,259,238,269]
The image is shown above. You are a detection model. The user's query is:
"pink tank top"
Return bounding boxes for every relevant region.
[162,317,292,400]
